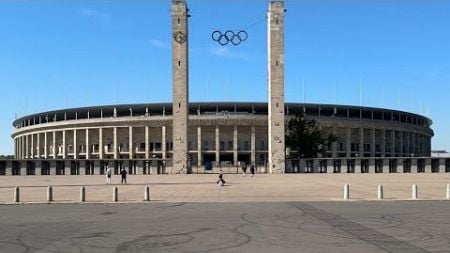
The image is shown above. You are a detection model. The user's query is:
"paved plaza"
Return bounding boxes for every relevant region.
[0,173,449,203]
[1,201,450,252]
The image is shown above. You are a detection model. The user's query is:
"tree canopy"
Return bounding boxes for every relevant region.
[285,111,337,158]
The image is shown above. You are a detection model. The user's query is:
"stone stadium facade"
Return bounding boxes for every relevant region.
[8,102,437,175]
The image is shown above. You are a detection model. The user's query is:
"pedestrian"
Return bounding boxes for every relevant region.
[250,164,255,177]
[105,163,112,184]
[242,163,247,177]
[120,167,127,185]
[217,169,225,186]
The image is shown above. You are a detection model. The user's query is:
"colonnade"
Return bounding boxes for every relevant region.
[14,125,263,166]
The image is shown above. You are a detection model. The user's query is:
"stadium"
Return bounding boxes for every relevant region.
[9,102,435,174]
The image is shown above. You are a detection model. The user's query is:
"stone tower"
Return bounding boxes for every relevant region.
[172,0,189,173]
[268,0,285,174]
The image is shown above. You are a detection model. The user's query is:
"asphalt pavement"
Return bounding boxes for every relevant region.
[1,201,449,253]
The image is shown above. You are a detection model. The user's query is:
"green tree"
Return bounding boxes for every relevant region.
[285,111,337,158]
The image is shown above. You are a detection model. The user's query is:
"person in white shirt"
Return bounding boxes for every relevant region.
[106,163,112,184]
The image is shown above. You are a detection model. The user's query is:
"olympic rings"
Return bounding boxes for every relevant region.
[211,30,248,46]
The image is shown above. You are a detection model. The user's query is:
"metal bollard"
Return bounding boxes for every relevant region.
[144,186,150,201]
[412,184,418,200]
[47,186,53,202]
[446,184,450,200]
[14,187,20,203]
[113,186,118,202]
[377,184,383,200]
[80,186,85,202]
[344,184,349,200]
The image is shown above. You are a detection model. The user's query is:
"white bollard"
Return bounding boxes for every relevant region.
[47,186,53,202]
[412,184,418,200]
[344,184,349,200]
[377,184,384,200]
[14,187,20,203]
[144,186,150,201]
[80,186,85,202]
[113,186,118,202]
[446,184,450,200]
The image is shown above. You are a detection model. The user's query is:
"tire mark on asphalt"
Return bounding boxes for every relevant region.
[291,203,430,253]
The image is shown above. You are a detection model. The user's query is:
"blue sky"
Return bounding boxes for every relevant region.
[0,0,449,155]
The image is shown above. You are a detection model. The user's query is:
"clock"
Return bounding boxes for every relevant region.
[173,31,186,44]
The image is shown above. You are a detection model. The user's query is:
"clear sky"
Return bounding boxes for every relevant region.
[0,0,449,155]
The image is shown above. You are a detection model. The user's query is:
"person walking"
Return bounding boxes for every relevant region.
[120,167,127,185]
[105,164,112,184]
[250,164,255,177]
[242,163,247,177]
[217,169,225,186]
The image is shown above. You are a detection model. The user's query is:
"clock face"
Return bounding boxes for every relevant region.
[173,31,186,44]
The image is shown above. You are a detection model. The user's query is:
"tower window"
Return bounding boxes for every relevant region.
[178,61,181,66]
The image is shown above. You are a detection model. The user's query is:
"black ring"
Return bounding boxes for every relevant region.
[224,30,235,41]
[230,34,241,45]
[238,30,248,41]
[218,35,229,45]
[212,31,221,41]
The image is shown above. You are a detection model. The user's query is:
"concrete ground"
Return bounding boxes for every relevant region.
[0,173,449,203]
[1,201,450,253]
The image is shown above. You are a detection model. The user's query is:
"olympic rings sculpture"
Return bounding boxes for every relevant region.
[212,30,248,46]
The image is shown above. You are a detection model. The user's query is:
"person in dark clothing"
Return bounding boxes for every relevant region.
[242,163,247,177]
[120,168,127,185]
[217,169,225,186]
[250,165,255,177]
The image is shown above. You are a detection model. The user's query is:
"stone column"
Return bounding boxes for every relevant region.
[197,126,202,167]
[22,136,26,159]
[391,130,395,157]
[359,128,364,157]
[129,126,133,159]
[62,130,66,159]
[171,0,189,173]
[399,131,403,157]
[14,138,17,159]
[268,0,285,174]
[85,129,90,159]
[381,129,386,156]
[371,128,376,157]
[332,127,337,158]
[52,131,56,159]
[162,126,167,160]
[251,126,256,165]
[346,128,351,157]
[37,133,40,159]
[16,138,19,159]
[99,128,104,159]
[44,132,48,159]
[215,125,220,164]
[406,132,411,155]
[233,126,238,165]
[31,134,34,158]
[73,129,78,159]
[25,134,29,159]
[418,134,423,157]
[412,133,416,156]
[113,127,118,159]
[145,126,149,159]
